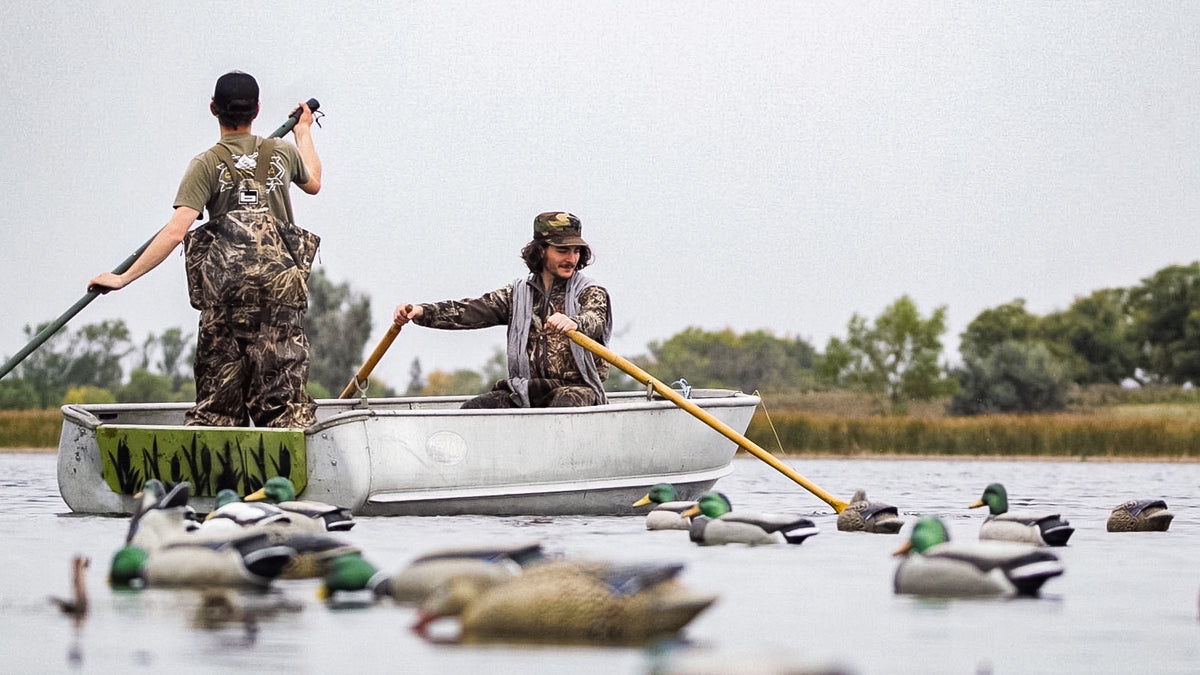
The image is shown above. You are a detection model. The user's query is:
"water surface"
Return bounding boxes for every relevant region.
[1,454,1196,674]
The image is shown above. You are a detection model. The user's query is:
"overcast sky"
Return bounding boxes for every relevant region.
[3,3,1198,391]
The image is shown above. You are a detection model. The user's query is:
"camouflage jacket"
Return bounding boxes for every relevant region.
[417,279,611,384]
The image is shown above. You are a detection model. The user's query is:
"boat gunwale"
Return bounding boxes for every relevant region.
[59,389,760,435]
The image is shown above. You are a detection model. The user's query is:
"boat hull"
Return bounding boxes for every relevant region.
[57,389,759,516]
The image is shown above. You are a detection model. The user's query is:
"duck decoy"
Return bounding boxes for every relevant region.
[893,516,1064,597]
[412,559,717,645]
[969,483,1074,546]
[836,489,903,534]
[682,491,819,546]
[126,481,202,550]
[245,477,355,532]
[1107,499,1174,532]
[109,530,297,590]
[320,542,546,605]
[202,489,292,531]
[632,484,695,530]
[199,489,358,579]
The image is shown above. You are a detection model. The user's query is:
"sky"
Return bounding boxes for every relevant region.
[2,3,1199,391]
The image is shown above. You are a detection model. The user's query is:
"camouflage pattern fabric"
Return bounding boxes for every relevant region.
[187,305,316,428]
[462,380,602,408]
[183,140,319,311]
[417,280,610,406]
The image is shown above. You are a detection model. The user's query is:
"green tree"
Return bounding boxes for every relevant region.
[306,269,374,395]
[949,339,1071,415]
[65,320,133,391]
[1128,263,1200,384]
[643,327,815,393]
[826,296,957,414]
[0,378,39,410]
[959,299,1040,360]
[405,357,425,395]
[1041,288,1138,384]
[116,368,175,403]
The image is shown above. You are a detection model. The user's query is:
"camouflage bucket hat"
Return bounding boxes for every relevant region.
[533,212,587,247]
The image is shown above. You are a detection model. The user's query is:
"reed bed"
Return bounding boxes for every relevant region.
[747,410,1200,459]
[0,409,61,449]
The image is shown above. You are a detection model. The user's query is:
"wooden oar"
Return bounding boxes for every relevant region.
[340,305,410,398]
[568,330,849,513]
[0,99,321,382]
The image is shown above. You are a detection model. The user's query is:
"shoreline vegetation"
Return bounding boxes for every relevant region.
[5,386,1199,460]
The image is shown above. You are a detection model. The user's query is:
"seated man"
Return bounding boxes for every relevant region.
[393,212,611,408]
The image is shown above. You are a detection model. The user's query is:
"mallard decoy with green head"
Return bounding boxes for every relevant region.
[632,484,695,530]
[245,477,355,532]
[1107,499,1174,532]
[118,481,337,585]
[683,491,819,546]
[201,489,292,532]
[836,489,904,534]
[893,516,1064,597]
[412,559,717,645]
[320,542,546,605]
[109,531,296,590]
[969,483,1074,546]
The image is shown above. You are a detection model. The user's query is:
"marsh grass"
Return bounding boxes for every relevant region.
[0,410,61,449]
[6,390,1200,459]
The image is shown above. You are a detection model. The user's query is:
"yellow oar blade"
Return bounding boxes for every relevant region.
[568,330,848,513]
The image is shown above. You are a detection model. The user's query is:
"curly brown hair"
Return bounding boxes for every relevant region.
[520,241,593,275]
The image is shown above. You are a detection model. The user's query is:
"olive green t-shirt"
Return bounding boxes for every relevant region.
[173,133,310,223]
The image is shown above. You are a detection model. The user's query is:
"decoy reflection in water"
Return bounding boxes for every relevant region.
[412,559,716,645]
[893,516,1064,598]
[632,484,695,531]
[1107,499,1174,532]
[683,491,819,546]
[836,489,903,534]
[969,483,1074,546]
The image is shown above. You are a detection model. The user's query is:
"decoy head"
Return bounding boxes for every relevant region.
[893,517,950,556]
[245,477,297,504]
[412,573,499,638]
[969,483,1009,515]
[633,484,677,507]
[109,545,148,589]
[214,489,242,509]
[319,553,390,601]
[681,491,732,519]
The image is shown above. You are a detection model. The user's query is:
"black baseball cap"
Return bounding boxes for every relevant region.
[212,71,259,114]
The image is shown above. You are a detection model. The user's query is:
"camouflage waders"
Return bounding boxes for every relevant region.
[182,140,320,428]
[461,378,602,409]
[186,305,316,428]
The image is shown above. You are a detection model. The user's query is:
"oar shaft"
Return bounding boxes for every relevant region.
[340,306,408,398]
[568,330,848,513]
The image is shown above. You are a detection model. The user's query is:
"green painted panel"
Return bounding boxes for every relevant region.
[97,426,307,498]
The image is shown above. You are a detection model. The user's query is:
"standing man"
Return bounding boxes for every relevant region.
[393,212,612,408]
[88,71,322,428]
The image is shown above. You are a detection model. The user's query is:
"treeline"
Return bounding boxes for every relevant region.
[4,262,1200,416]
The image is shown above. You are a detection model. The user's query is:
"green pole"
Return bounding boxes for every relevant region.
[0,98,320,381]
